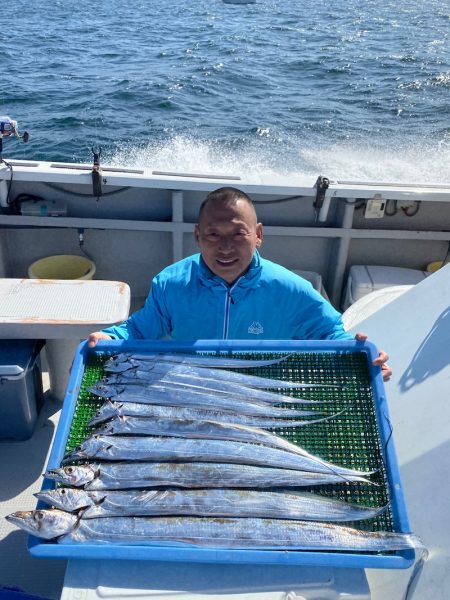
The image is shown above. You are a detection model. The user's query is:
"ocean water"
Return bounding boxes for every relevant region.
[2,0,450,183]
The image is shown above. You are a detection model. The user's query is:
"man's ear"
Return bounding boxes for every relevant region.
[256,222,263,247]
[194,224,200,245]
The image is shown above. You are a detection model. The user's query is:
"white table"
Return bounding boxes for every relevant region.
[0,278,130,400]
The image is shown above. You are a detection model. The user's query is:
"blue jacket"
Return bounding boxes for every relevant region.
[103,251,352,341]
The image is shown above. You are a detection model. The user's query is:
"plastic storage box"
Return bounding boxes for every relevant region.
[342,265,428,310]
[29,339,415,570]
[0,340,44,440]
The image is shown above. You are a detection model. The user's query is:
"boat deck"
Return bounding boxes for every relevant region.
[0,368,67,600]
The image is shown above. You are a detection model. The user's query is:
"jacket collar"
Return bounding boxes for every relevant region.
[198,250,262,290]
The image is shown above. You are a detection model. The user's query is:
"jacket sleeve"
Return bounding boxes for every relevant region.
[292,285,353,341]
[101,279,171,340]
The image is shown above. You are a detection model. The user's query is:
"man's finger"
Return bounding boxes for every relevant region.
[87,335,99,348]
[374,349,389,365]
[381,363,392,382]
[354,331,368,341]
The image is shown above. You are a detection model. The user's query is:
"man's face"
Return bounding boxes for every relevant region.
[195,199,263,284]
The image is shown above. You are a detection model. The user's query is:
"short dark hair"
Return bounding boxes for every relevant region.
[198,187,255,220]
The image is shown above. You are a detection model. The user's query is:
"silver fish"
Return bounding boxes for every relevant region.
[87,400,331,428]
[36,487,95,512]
[88,383,320,418]
[105,352,292,370]
[99,372,323,405]
[95,416,346,463]
[63,435,372,478]
[104,359,334,391]
[5,509,78,540]
[6,510,420,553]
[36,488,386,522]
[45,462,372,490]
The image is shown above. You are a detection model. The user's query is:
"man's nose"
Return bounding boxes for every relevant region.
[218,236,233,251]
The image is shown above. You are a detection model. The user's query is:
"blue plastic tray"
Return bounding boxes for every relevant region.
[29,339,414,568]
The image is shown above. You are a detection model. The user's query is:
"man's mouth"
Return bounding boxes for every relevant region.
[216,258,237,266]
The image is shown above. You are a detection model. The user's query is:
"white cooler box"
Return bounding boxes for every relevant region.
[342,265,428,310]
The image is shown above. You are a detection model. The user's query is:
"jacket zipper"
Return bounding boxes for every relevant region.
[222,279,239,339]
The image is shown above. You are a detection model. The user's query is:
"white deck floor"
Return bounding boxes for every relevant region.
[0,370,67,600]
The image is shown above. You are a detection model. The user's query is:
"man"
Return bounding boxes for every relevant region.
[88,187,391,380]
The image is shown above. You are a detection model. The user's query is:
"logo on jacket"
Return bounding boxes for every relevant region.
[248,321,264,335]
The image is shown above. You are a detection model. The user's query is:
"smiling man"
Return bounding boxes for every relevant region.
[88,187,391,379]
[195,190,263,285]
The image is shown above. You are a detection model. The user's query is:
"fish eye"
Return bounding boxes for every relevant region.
[60,489,67,495]
[65,467,74,474]
[34,511,45,521]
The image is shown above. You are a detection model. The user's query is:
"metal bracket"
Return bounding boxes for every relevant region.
[92,147,102,198]
[313,175,330,221]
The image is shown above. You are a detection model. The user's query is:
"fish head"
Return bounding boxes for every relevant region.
[87,383,111,397]
[87,401,120,427]
[62,440,93,463]
[62,435,110,463]
[5,509,78,540]
[95,421,115,435]
[101,376,121,385]
[35,488,93,512]
[88,383,123,398]
[44,464,98,486]
[104,355,139,373]
[104,353,129,367]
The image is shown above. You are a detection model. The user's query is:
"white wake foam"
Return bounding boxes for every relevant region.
[107,133,450,185]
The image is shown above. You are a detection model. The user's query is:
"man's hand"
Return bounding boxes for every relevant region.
[87,332,113,348]
[354,332,392,382]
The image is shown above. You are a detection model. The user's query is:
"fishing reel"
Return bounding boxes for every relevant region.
[0,116,29,162]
